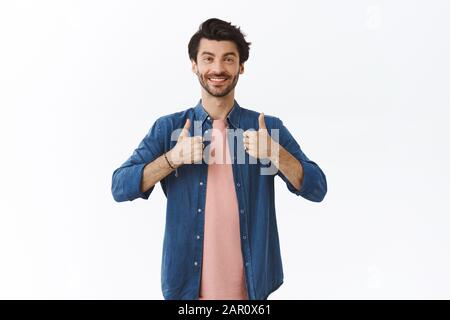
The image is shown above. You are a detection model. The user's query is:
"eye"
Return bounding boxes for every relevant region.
[203,57,213,62]
[225,57,234,63]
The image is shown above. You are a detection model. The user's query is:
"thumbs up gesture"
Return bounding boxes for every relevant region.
[243,113,276,160]
[167,119,204,167]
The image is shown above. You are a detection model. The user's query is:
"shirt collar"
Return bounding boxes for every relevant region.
[194,98,241,129]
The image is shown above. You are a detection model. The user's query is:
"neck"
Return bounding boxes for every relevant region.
[200,90,235,120]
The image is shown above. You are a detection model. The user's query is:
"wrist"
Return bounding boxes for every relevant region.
[268,140,280,166]
[166,149,182,169]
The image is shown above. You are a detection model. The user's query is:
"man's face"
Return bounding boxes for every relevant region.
[192,38,244,98]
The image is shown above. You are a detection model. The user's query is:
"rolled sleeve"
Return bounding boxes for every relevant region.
[275,118,327,202]
[112,118,165,202]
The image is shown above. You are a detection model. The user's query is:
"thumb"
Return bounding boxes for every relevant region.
[181,118,191,137]
[258,113,267,130]
[178,119,191,141]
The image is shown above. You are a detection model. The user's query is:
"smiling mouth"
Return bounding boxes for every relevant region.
[207,77,229,84]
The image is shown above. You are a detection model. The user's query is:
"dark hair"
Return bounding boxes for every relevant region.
[188,18,251,64]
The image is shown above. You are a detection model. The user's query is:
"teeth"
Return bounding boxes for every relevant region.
[209,78,227,81]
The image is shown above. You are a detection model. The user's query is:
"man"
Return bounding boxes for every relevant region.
[111,18,327,300]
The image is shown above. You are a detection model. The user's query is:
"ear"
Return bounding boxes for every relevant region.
[191,59,198,74]
[239,63,245,74]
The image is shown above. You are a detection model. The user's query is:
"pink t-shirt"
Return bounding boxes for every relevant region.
[198,119,248,300]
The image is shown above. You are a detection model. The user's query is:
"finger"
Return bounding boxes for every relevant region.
[181,119,191,137]
[193,151,203,162]
[258,112,267,130]
[243,130,256,137]
[246,136,257,145]
[194,138,203,150]
[194,143,203,152]
[245,130,258,139]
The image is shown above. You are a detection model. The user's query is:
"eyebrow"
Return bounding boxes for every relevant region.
[200,51,237,57]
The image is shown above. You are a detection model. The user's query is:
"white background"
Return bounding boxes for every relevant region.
[1,0,449,299]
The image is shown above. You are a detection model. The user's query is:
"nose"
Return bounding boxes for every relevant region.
[210,60,226,75]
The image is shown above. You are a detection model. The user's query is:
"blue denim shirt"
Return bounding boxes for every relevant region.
[111,99,327,300]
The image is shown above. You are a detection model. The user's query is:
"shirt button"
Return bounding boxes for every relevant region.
[199,181,203,186]
[243,235,247,240]
[197,208,202,213]
[240,209,244,214]
[207,116,211,121]
[196,235,200,240]
[205,130,208,134]
[194,261,198,266]
[236,182,241,187]
[245,262,250,267]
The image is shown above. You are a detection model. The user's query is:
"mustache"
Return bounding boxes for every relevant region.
[205,73,231,78]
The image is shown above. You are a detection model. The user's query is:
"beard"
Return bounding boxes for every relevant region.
[196,70,240,98]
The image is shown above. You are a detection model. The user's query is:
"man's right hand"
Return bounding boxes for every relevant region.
[166,119,204,168]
